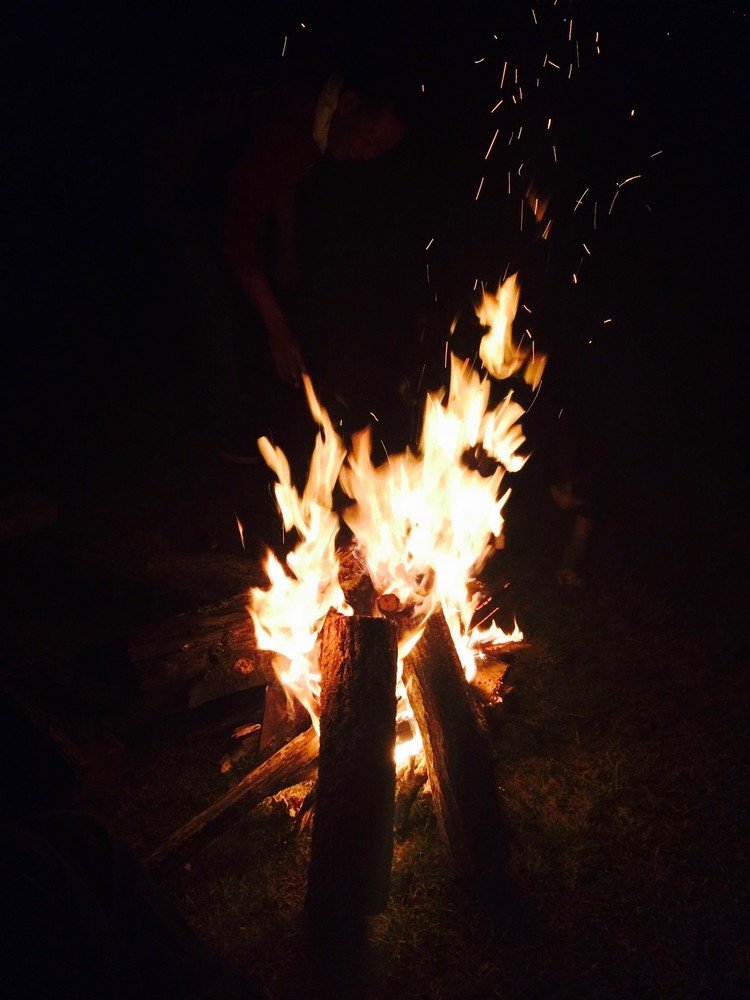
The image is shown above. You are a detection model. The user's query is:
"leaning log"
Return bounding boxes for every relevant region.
[402,606,509,880]
[146,726,319,877]
[128,595,274,713]
[305,611,398,920]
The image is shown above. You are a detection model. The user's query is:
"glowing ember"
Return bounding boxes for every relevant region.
[249,273,536,761]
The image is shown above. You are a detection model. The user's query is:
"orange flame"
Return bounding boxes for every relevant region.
[249,274,531,760]
[477,273,546,389]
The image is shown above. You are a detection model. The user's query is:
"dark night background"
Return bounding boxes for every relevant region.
[3,0,746,625]
[1,0,747,996]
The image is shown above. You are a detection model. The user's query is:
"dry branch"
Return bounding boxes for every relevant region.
[402,607,509,880]
[146,726,319,877]
[305,611,398,919]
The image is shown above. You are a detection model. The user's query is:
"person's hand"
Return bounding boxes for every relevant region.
[267,318,306,387]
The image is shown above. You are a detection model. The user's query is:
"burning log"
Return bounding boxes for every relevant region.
[146,726,319,877]
[305,611,398,920]
[402,607,509,881]
[128,595,274,714]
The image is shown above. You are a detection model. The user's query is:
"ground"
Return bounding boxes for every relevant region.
[0,359,745,997]
[2,3,745,995]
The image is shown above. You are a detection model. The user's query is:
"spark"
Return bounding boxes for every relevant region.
[525,376,544,415]
[484,128,500,159]
[650,149,664,158]
[576,40,580,67]
[543,53,548,67]
[522,304,532,314]
[518,161,524,175]
[518,125,523,138]
[444,341,449,368]
[552,144,557,162]
[617,174,642,187]
[370,411,379,422]
[593,201,598,229]
[507,170,511,194]
[558,408,564,419]
[548,59,560,69]
[300,22,306,29]
[500,60,508,88]
[531,8,537,25]
[541,219,552,239]
[547,117,552,130]
[583,242,591,254]
[426,263,430,283]
[608,188,620,215]
[475,176,485,200]
[603,318,612,324]
[568,64,573,79]
[572,273,578,284]
[568,18,573,42]
[234,513,245,550]
[281,35,288,57]
[574,186,589,210]
[491,98,504,112]
[475,57,485,64]
[421,83,426,93]
[630,108,636,117]
[514,68,518,84]
[425,237,434,250]
[518,86,523,100]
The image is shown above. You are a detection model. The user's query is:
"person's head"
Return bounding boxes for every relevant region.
[327,88,406,162]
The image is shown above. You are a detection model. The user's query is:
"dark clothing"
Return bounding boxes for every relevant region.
[220,88,319,283]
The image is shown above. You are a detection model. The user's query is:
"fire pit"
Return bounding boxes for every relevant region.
[144,274,542,931]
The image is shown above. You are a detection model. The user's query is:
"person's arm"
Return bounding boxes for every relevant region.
[220,117,316,386]
[241,270,305,387]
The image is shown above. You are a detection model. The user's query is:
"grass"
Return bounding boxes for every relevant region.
[84,483,746,998]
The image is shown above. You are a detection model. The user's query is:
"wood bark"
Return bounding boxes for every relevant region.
[305,611,398,919]
[402,606,509,880]
[128,595,274,713]
[145,726,319,877]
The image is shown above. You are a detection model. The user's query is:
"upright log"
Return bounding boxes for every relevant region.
[305,612,398,920]
[402,607,509,881]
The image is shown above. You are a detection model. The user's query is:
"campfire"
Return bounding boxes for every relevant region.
[145,273,544,928]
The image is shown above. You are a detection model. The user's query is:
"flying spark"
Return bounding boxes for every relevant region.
[234,513,245,550]
[485,129,500,159]
[475,176,485,200]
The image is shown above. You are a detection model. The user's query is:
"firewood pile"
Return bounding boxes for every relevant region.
[133,548,517,932]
